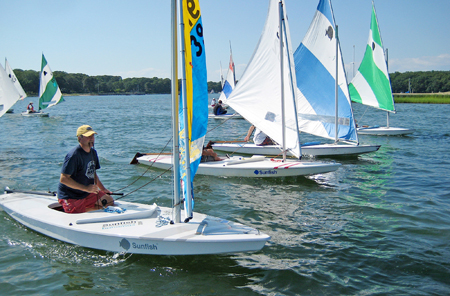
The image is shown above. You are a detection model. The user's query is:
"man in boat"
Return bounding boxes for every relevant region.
[57,125,114,213]
[213,100,227,115]
[201,142,222,162]
[244,111,277,146]
[26,102,36,113]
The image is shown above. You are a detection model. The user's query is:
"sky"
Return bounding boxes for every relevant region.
[1,0,449,82]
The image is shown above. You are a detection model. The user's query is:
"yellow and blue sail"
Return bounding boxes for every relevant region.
[179,0,208,216]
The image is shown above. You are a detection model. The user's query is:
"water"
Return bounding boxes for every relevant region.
[1,95,449,295]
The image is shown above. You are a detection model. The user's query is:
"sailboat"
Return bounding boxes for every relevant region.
[212,0,380,157]
[208,43,242,119]
[349,2,414,136]
[21,54,64,117]
[0,62,22,118]
[139,0,341,177]
[5,59,27,101]
[0,0,270,255]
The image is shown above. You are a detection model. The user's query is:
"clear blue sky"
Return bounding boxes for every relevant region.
[1,0,449,82]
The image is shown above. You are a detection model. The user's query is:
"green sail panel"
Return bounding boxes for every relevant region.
[38,54,64,111]
[349,3,395,112]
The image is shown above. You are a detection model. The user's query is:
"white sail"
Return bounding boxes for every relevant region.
[226,0,301,158]
[0,63,21,118]
[5,59,27,100]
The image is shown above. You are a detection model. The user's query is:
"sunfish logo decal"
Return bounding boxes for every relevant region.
[254,170,277,175]
[119,238,130,250]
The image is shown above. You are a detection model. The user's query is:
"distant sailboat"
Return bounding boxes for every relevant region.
[349,2,414,136]
[292,0,381,154]
[22,54,64,117]
[5,59,27,100]
[209,43,240,118]
[0,62,21,118]
[218,42,236,104]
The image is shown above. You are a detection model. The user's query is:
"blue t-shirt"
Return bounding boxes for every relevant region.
[57,145,100,200]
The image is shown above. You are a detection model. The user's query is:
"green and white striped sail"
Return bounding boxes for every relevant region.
[349,2,394,112]
[39,54,64,111]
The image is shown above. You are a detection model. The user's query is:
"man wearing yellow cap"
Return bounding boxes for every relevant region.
[57,125,114,213]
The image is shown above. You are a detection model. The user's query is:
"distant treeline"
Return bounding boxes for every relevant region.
[13,69,449,96]
[390,71,450,93]
[13,69,223,96]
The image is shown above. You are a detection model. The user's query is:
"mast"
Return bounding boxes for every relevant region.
[334,25,339,143]
[279,1,286,162]
[178,0,193,221]
[282,2,301,159]
[171,0,181,223]
[386,47,390,128]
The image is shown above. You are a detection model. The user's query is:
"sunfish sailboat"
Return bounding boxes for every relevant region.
[349,2,414,136]
[0,62,21,118]
[218,43,236,104]
[209,45,242,119]
[22,54,64,117]
[213,0,379,157]
[0,0,270,255]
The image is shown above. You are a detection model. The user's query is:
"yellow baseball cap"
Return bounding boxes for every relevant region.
[76,125,97,137]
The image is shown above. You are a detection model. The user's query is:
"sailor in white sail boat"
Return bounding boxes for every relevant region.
[244,112,277,146]
[213,100,227,115]
[201,141,222,162]
[57,125,114,213]
[26,102,36,113]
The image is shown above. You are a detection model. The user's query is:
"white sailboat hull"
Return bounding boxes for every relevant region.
[21,111,49,117]
[357,126,415,136]
[208,113,243,119]
[136,154,341,177]
[0,192,270,255]
[211,143,380,157]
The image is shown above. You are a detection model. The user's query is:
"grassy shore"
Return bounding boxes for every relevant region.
[394,93,450,104]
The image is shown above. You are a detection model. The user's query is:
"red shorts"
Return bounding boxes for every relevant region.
[58,191,106,213]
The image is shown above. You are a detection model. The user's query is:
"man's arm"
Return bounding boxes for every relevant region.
[60,173,99,193]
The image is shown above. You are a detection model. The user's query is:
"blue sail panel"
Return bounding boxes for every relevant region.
[294,45,355,140]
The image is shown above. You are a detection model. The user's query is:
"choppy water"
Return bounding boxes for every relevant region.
[0,95,449,295]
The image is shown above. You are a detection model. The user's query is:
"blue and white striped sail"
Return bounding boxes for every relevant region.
[178,0,208,219]
[226,0,301,158]
[294,0,358,143]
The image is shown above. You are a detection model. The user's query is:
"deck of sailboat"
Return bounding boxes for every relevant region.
[211,142,380,157]
[136,154,341,177]
[357,126,415,136]
[0,191,270,255]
